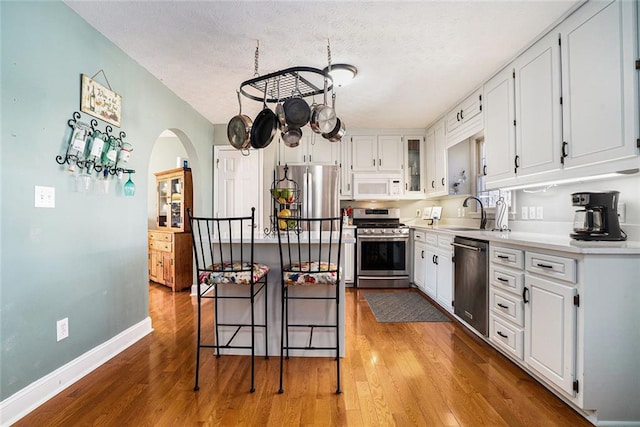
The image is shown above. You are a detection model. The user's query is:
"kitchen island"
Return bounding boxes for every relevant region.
[197,232,355,358]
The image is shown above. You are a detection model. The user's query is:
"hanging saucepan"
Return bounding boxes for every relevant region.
[322,93,345,142]
[250,84,278,149]
[227,90,252,150]
[282,126,303,148]
[310,75,337,134]
[283,74,310,128]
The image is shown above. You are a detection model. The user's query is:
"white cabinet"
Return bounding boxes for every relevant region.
[559,0,638,170]
[343,227,355,284]
[412,231,427,291]
[445,88,483,145]
[351,135,403,172]
[339,136,352,198]
[421,231,453,313]
[403,135,426,197]
[425,120,447,197]
[278,133,339,166]
[484,30,562,189]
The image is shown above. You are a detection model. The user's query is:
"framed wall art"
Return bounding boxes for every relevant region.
[80,73,122,127]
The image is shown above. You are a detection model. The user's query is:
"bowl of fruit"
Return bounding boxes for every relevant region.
[271,187,296,205]
[277,208,297,230]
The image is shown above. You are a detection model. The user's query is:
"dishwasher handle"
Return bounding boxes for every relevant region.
[451,242,484,252]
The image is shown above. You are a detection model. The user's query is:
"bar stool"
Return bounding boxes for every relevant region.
[276,214,343,394]
[188,207,269,393]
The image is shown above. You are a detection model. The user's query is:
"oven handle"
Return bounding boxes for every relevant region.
[357,236,409,242]
[358,275,410,280]
[451,242,483,252]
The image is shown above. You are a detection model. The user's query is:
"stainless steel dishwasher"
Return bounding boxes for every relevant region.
[452,236,489,336]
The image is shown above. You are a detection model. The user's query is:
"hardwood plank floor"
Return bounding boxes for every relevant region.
[15,284,591,426]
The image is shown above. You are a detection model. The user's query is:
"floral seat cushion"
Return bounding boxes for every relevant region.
[199,262,269,285]
[283,261,340,286]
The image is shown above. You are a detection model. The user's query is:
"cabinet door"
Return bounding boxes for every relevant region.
[484,66,517,187]
[307,134,339,165]
[560,0,638,169]
[459,89,482,123]
[433,121,447,193]
[351,135,377,171]
[377,136,404,171]
[162,252,174,286]
[149,250,162,282]
[514,30,563,178]
[404,136,425,195]
[278,135,307,165]
[339,136,352,198]
[524,275,577,396]
[436,250,453,312]
[424,246,438,297]
[413,241,426,290]
[425,126,437,195]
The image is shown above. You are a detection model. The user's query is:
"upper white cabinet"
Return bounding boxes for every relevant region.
[426,119,448,197]
[559,0,638,169]
[278,133,340,166]
[484,30,562,188]
[446,88,483,145]
[351,135,403,172]
[403,135,426,197]
[484,0,638,189]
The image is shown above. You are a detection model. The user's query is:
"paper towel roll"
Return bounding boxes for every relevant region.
[495,197,509,231]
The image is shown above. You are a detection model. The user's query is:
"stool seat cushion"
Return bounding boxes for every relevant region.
[199,262,269,285]
[283,261,340,286]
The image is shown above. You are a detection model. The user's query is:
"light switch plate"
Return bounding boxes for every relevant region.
[521,206,528,220]
[536,206,543,220]
[529,206,536,220]
[35,186,55,208]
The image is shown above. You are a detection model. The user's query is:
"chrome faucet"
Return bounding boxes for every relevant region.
[462,196,487,230]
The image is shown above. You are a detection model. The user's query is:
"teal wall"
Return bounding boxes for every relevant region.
[0,1,214,400]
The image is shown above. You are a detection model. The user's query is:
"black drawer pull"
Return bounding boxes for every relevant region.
[536,263,554,269]
[497,255,509,259]
[497,277,509,282]
[497,331,508,339]
[497,303,509,309]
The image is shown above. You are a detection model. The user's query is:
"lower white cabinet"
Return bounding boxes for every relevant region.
[412,231,426,291]
[524,274,577,396]
[343,227,355,284]
[421,231,453,313]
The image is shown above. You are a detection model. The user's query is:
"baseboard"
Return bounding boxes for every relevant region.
[0,317,153,427]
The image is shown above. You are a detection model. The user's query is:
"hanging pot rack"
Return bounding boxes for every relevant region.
[239,66,333,104]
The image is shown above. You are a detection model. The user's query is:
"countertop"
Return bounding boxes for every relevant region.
[408,222,640,255]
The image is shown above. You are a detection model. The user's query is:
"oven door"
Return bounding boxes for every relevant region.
[357,235,410,288]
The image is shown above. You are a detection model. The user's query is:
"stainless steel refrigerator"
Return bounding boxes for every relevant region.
[276,164,339,229]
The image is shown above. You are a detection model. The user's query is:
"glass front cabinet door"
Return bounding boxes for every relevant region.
[404,135,426,197]
[155,167,193,232]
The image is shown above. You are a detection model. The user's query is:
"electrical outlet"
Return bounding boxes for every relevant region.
[618,202,626,223]
[57,318,69,342]
[529,206,537,220]
[536,206,543,220]
[521,206,528,220]
[35,186,55,208]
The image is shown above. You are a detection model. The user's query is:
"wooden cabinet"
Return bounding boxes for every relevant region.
[445,88,483,145]
[559,0,638,170]
[148,230,192,292]
[403,135,426,197]
[155,167,193,232]
[351,135,403,172]
[426,119,447,197]
[278,134,339,166]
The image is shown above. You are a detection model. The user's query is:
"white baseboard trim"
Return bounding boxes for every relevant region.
[0,317,153,427]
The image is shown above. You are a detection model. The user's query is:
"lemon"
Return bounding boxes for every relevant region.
[279,209,291,217]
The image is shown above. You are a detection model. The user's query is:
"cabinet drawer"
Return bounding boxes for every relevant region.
[490,266,524,295]
[490,287,524,326]
[490,246,524,269]
[526,251,576,283]
[425,233,437,247]
[149,240,172,252]
[148,231,173,242]
[437,234,453,252]
[489,313,524,360]
[414,231,426,241]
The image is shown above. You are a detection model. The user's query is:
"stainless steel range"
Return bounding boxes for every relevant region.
[353,208,410,288]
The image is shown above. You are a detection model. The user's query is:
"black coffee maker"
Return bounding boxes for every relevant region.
[570,191,626,241]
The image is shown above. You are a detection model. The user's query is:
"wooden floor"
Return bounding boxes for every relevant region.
[16,284,591,426]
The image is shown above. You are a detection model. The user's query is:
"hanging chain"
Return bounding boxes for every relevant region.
[254,40,260,77]
[327,39,332,72]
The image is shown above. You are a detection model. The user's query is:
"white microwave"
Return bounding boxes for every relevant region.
[352,173,404,200]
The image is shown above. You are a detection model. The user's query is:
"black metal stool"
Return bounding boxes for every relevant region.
[276,215,343,394]
[189,207,269,393]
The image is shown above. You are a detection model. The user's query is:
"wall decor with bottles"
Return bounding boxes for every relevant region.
[56,111,136,195]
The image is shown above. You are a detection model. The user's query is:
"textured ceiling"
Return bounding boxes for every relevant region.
[65,0,580,130]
